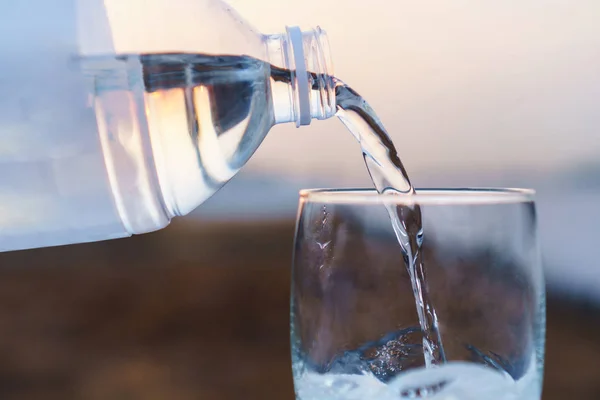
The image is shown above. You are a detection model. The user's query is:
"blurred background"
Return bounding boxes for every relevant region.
[0,0,599,399]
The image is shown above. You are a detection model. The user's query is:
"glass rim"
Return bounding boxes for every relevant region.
[299,188,536,205]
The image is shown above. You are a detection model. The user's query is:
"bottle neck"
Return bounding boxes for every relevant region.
[265,27,336,127]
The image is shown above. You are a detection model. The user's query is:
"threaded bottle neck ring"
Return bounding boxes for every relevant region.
[266,26,336,127]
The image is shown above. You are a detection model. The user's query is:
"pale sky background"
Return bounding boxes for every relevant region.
[82,0,600,297]
[224,0,600,179]
[97,0,600,179]
[216,0,600,298]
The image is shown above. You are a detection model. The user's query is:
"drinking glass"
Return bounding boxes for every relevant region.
[290,189,545,400]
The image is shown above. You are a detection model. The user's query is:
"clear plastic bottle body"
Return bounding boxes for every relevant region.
[0,1,127,251]
[0,0,335,251]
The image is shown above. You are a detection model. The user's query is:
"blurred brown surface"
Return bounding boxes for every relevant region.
[0,219,595,399]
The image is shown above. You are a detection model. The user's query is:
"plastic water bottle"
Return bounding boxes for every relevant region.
[0,0,335,251]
